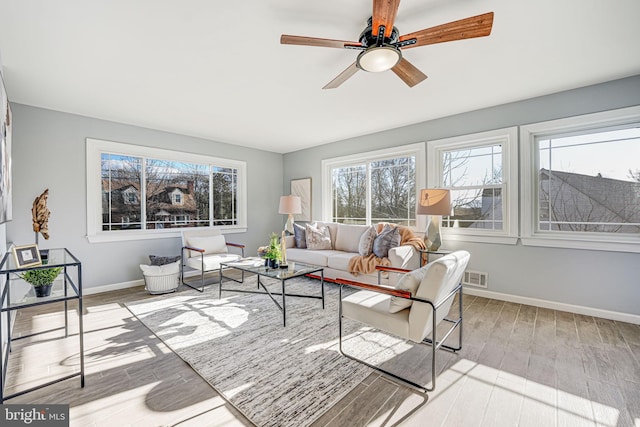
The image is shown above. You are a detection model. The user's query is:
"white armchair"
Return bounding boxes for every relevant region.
[336,250,470,392]
[181,228,245,292]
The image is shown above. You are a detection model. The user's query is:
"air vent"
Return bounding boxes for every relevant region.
[463,270,488,288]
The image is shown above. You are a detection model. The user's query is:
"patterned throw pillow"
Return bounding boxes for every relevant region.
[358,226,377,256]
[305,223,332,250]
[293,222,307,248]
[149,255,181,266]
[372,224,400,258]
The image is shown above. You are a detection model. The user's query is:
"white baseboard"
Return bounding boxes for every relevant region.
[464,286,640,325]
[84,279,145,295]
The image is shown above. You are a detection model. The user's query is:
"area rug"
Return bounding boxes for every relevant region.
[126,276,407,427]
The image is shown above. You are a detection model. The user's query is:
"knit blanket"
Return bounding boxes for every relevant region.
[347,223,426,275]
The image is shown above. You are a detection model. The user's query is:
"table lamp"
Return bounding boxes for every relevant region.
[279,195,302,234]
[416,188,451,251]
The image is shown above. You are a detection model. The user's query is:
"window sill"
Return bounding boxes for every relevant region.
[87,227,248,243]
[520,236,640,253]
[442,233,518,245]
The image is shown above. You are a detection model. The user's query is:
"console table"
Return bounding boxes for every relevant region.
[0,248,84,402]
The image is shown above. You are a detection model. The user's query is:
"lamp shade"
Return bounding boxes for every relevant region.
[416,189,451,216]
[278,195,302,215]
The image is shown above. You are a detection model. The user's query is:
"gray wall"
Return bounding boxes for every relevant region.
[8,104,284,289]
[283,75,640,316]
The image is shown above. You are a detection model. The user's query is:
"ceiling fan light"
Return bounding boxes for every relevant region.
[356,46,401,73]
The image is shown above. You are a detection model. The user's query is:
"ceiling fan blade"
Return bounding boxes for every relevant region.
[323,62,360,89]
[399,12,494,49]
[391,58,428,87]
[372,0,401,39]
[280,34,362,49]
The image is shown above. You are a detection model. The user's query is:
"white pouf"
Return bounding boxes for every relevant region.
[140,261,180,294]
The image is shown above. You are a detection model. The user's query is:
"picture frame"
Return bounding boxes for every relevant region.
[12,244,42,269]
[291,178,311,222]
[0,72,13,224]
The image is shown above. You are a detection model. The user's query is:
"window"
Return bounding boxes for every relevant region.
[427,127,518,244]
[521,106,640,252]
[322,143,426,227]
[87,139,247,242]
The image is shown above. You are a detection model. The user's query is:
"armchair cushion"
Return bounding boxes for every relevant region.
[341,290,410,338]
[187,235,228,257]
[389,267,427,313]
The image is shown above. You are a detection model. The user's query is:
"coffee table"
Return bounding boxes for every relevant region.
[218,258,324,326]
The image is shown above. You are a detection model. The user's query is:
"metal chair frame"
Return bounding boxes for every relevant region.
[337,267,463,393]
[181,242,245,292]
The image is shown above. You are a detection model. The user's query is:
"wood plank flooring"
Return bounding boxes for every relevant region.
[3,280,639,426]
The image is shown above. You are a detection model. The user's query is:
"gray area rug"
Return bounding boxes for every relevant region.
[126,276,389,427]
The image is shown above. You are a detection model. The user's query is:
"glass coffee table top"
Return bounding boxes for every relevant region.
[221,257,322,279]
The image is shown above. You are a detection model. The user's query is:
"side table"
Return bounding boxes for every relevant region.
[0,248,84,402]
[419,249,452,267]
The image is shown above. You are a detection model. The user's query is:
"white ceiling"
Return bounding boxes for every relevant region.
[1,0,639,153]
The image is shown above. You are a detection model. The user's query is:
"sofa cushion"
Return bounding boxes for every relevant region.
[358,226,377,256]
[315,222,339,248]
[140,261,180,277]
[372,224,400,258]
[293,223,307,248]
[389,267,427,313]
[149,255,181,266]
[306,223,332,250]
[327,252,358,271]
[187,235,228,257]
[286,248,340,267]
[335,224,369,253]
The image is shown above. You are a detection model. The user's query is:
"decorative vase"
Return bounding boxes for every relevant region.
[268,259,278,269]
[34,284,53,298]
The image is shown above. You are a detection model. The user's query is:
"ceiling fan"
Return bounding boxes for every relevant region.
[280,0,494,89]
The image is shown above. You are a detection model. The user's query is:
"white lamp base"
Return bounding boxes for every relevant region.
[424,215,442,251]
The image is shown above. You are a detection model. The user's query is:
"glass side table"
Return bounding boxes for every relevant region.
[418,249,452,267]
[0,248,84,402]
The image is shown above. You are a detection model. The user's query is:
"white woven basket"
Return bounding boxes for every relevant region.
[143,271,180,294]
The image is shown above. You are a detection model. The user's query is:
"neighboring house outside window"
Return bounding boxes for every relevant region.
[87,138,247,242]
[520,106,640,252]
[427,127,519,244]
[322,143,426,228]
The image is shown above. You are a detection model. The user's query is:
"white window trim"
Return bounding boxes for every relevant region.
[86,138,247,243]
[427,127,519,245]
[321,143,426,230]
[520,106,640,253]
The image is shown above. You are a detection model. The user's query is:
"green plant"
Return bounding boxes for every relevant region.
[264,233,282,261]
[20,267,63,287]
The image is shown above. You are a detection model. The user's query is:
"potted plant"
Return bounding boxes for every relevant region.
[264,233,282,268]
[20,267,63,297]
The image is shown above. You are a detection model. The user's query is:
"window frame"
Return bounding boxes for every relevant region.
[86,138,247,243]
[520,106,640,253]
[427,127,519,245]
[321,143,426,229]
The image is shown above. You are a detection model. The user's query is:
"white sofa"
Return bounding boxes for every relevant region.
[284,222,421,285]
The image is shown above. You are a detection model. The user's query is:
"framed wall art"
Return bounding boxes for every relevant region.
[0,72,12,224]
[290,178,311,222]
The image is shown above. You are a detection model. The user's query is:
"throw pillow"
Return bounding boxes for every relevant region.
[358,226,377,256]
[305,223,332,250]
[389,267,427,313]
[140,261,180,276]
[293,222,307,248]
[187,235,228,256]
[372,224,400,258]
[149,255,181,266]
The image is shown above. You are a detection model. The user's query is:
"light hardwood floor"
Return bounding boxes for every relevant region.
[3,280,639,427]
